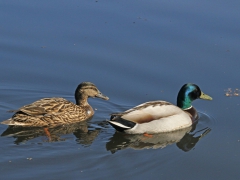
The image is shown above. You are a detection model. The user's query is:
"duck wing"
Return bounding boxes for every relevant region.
[17,98,72,116]
[1,98,76,126]
[111,101,184,124]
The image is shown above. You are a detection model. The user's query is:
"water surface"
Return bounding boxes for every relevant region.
[1,0,240,179]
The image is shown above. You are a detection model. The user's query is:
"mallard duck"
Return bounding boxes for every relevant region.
[108,83,212,134]
[1,82,109,127]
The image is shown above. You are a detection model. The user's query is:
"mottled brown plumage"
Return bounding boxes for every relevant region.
[1,82,109,127]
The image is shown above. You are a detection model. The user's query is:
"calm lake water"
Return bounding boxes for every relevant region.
[1,0,240,179]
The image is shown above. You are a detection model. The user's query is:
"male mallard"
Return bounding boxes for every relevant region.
[1,82,109,127]
[108,83,212,134]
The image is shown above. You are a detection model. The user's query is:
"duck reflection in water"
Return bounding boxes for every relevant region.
[1,119,101,145]
[106,122,211,154]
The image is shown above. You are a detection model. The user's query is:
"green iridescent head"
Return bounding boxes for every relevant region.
[177,83,212,110]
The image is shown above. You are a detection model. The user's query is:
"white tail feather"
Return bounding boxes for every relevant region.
[108,121,131,129]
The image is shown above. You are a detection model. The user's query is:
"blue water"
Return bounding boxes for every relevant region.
[1,0,240,179]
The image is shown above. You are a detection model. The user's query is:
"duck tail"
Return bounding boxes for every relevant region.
[1,119,26,126]
[1,119,15,125]
[108,117,136,132]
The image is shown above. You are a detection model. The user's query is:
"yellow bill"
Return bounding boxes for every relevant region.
[200,91,213,100]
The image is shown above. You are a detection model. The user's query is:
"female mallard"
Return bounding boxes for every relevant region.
[1,82,109,127]
[108,83,212,134]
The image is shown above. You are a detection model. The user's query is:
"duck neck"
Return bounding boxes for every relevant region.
[75,93,89,106]
[177,95,193,110]
[184,106,199,121]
